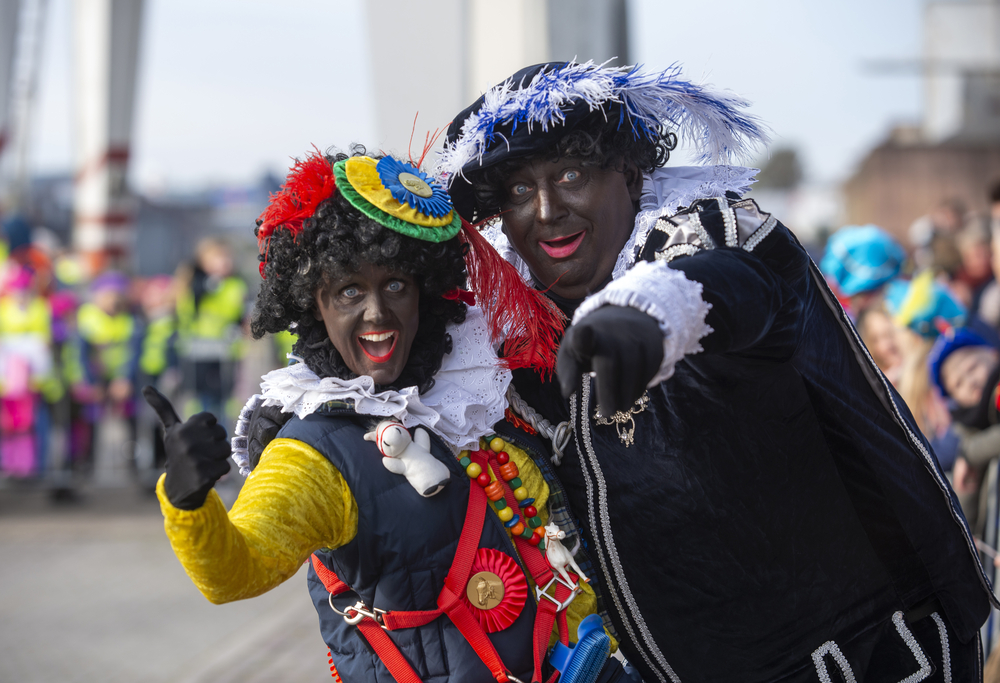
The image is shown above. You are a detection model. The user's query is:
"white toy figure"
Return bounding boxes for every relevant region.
[364,420,450,497]
[544,523,590,587]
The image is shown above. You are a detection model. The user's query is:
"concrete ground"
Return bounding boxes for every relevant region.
[0,480,331,683]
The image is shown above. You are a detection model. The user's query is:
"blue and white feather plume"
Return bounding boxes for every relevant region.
[437,60,771,180]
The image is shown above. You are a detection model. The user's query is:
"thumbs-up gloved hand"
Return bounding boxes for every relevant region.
[142,386,232,510]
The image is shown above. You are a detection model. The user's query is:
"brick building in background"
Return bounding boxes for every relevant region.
[844,0,1000,244]
[844,127,1000,240]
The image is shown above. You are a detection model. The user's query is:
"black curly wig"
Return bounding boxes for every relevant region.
[251,149,468,394]
[468,107,677,220]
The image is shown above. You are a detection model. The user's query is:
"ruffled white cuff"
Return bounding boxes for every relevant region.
[572,260,713,386]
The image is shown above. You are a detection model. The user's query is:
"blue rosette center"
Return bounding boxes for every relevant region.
[376,157,453,218]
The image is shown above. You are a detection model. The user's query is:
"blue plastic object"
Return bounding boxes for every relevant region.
[548,614,611,683]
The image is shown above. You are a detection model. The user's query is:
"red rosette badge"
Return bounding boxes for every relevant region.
[461,548,527,633]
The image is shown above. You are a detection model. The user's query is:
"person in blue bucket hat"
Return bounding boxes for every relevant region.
[928,328,1000,536]
[820,224,907,316]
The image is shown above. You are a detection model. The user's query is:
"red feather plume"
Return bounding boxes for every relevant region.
[256,148,337,257]
[460,219,566,377]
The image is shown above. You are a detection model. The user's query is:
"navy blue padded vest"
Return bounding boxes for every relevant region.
[279,404,538,683]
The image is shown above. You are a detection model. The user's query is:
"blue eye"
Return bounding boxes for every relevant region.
[562,169,580,182]
[510,183,530,197]
[342,286,359,298]
[387,281,403,293]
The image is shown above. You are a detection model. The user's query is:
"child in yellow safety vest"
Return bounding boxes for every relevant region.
[65,272,142,469]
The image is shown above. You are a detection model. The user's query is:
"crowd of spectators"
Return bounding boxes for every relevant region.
[821,182,1000,549]
[0,229,264,498]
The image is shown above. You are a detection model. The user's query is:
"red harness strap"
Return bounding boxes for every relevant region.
[436,451,514,682]
[487,449,573,683]
[355,618,425,683]
[311,554,349,596]
[311,468,508,683]
[311,448,577,683]
[310,555,427,682]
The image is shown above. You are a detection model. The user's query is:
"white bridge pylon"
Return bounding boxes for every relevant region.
[72,0,144,274]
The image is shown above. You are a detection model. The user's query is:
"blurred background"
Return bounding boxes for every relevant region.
[4,0,1000,681]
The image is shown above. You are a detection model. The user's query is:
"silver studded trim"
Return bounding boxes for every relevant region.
[930,612,951,683]
[686,211,717,250]
[655,244,701,263]
[729,198,758,212]
[811,640,857,683]
[576,379,681,683]
[651,216,677,239]
[893,611,932,683]
[743,214,777,253]
[718,197,739,247]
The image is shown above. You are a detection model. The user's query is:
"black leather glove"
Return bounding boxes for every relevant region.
[557,305,664,417]
[247,400,291,471]
[142,385,231,510]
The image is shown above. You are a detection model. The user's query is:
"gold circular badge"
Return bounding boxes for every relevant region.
[466,571,505,610]
[398,172,434,198]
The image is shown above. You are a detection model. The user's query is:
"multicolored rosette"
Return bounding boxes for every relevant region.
[334,156,461,243]
[376,156,453,218]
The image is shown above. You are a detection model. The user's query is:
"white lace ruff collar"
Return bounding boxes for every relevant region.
[481,164,758,282]
[257,305,511,453]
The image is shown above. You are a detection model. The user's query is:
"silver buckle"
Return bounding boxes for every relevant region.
[328,595,387,628]
[535,575,582,612]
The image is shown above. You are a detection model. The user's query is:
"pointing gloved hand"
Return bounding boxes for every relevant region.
[142,385,232,510]
[557,305,664,417]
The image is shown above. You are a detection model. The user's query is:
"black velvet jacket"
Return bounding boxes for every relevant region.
[512,196,994,683]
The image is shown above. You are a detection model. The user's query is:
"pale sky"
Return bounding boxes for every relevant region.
[630,0,926,181]
[28,0,928,191]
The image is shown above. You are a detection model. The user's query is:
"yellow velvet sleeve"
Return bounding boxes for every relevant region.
[499,441,615,651]
[157,438,358,604]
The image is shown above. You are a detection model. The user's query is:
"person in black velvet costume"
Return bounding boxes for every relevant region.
[438,61,995,682]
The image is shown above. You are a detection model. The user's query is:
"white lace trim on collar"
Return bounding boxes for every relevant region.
[481,165,758,282]
[257,306,511,453]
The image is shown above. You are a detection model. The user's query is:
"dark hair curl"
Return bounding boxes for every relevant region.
[469,108,677,218]
[251,149,467,394]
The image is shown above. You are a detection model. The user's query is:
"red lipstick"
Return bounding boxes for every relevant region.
[539,231,585,259]
[358,331,398,363]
